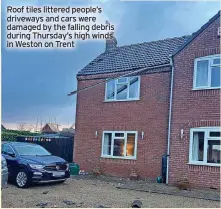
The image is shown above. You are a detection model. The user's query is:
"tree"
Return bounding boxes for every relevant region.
[17,123,34,132]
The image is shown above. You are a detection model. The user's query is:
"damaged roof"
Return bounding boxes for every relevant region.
[77,35,190,76]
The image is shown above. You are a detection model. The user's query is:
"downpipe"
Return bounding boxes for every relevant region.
[166,55,174,184]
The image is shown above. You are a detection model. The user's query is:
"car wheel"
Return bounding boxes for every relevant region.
[15,170,30,188]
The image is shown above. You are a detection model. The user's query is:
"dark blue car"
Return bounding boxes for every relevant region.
[2,142,70,188]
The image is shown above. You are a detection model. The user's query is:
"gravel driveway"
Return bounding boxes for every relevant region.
[2,178,220,208]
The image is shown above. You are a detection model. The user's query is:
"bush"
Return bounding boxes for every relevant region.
[1,130,40,142]
[1,132,17,141]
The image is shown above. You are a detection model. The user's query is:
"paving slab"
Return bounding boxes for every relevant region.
[116,180,220,201]
[72,175,220,201]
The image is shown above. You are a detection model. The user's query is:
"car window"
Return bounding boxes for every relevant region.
[2,144,15,155]
[14,145,51,156]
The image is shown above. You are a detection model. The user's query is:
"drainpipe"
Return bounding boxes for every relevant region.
[166,55,174,184]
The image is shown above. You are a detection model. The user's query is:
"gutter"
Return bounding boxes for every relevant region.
[68,63,170,96]
[166,55,174,184]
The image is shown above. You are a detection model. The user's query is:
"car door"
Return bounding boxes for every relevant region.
[2,144,18,177]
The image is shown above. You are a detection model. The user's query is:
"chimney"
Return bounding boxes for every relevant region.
[105,20,117,51]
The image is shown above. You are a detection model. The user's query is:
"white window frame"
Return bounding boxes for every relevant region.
[193,54,221,90]
[105,76,140,102]
[189,127,221,167]
[101,131,138,160]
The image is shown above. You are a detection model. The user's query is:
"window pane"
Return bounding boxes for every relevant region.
[116,84,128,100]
[192,132,204,161]
[196,60,209,87]
[115,133,124,137]
[211,67,220,87]
[3,144,14,154]
[113,139,125,157]
[14,145,50,156]
[106,80,115,100]
[213,58,220,65]
[207,140,220,164]
[210,132,221,137]
[129,77,139,99]
[118,78,127,83]
[103,133,112,155]
[126,134,135,157]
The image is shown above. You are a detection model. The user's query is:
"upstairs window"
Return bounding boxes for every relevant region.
[105,76,140,101]
[194,55,220,89]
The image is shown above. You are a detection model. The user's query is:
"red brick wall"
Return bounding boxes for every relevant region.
[169,16,220,189]
[74,68,171,179]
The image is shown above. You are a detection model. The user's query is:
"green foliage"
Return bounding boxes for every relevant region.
[1,132,17,141]
[1,129,40,142]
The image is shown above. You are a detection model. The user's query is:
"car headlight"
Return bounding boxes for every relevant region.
[1,159,7,169]
[29,164,44,169]
[66,163,69,170]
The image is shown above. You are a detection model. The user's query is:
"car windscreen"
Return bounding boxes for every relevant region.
[14,145,51,156]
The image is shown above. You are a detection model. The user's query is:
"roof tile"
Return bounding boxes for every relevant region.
[77,36,190,76]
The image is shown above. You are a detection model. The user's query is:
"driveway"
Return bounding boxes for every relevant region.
[2,178,220,208]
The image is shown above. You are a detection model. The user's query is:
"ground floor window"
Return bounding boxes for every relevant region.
[101,131,138,159]
[189,127,221,166]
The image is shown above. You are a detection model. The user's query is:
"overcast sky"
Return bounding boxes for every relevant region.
[1,0,220,129]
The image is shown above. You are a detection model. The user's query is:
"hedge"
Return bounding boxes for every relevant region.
[1,130,40,142]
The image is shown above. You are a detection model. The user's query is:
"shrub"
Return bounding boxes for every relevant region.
[1,130,40,142]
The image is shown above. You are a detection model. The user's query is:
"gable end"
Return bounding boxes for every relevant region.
[173,10,220,56]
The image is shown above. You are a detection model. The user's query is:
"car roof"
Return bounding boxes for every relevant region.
[2,142,39,147]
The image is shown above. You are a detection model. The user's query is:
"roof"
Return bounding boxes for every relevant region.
[41,123,59,133]
[1,124,6,130]
[173,10,220,56]
[2,142,39,146]
[77,36,190,76]
[33,133,70,138]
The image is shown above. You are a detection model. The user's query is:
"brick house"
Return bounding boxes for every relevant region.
[71,11,220,189]
[72,36,188,180]
[168,11,220,189]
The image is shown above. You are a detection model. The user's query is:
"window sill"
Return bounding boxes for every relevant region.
[100,155,137,160]
[192,87,221,91]
[188,162,220,167]
[103,99,140,103]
